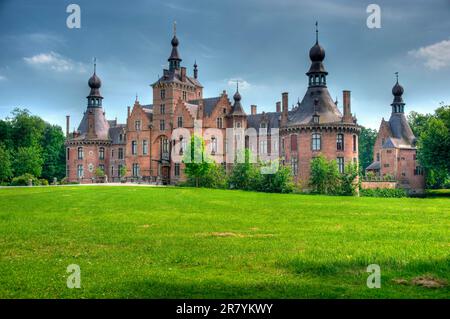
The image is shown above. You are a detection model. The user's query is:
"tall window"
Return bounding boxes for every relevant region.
[179,136,186,155]
[132,163,140,177]
[353,135,357,152]
[77,147,84,160]
[182,91,187,101]
[111,165,114,177]
[143,140,148,155]
[119,133,123,142]
[160,89,165,99]
[131,141,137,155]
[376,153,380,162]
[174,163,180,177]
[66,148,70,160]
[216,117,223,129]
[99,164,105,172]
[160,120,165,131]
[337,157,344,174]
[135,120,141,131]
[177,116,183,128]
[414,166,424,176]
[291,157,298,176]
[160,104,165,114]
[290,135,297,152]
[260,139,268,155]
[118,148,124,159]
[336,134,344,151]
[211,136,217,154]
[99,147,105,160]
[111,149,114,158]
[77,164,83,178]
[312,133,321,151]
[162,138,169,155]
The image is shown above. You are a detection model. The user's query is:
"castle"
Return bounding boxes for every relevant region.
[64,25,422,192]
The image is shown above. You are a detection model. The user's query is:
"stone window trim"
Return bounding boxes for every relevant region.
[77,147,84,160]
[311,133,321,151]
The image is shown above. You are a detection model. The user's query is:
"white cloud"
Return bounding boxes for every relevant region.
[23,52,87,73]
[408,40,450,70]
[227,78,251,90]
[0,75,6,81]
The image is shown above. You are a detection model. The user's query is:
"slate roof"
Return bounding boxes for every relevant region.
[288,86,342,125]
[151,69,203,88]
[385,113,416,148]
[366,161,381,170]
[108,124,126,145]
[247,112,281,131]
[76,108,110,140]
[189,97,222,117]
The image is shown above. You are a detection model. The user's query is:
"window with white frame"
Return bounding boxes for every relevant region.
[118,148,124,159]
[291,157,298,176]
[131,141,137,155]
[337,133,344,151]
[135,120,141,131]
[132,163,140,177]
[260,139,268,155]
[312,133,321,151]
[99,147,105,160]
[174,163,180,177]
[77,147,83,160]
[216,117,223,128]
[160,120,165,131]
[143,140,148,155]
[177,116,183,128]
[160,89,165,99]
[211,136,217,154]
[77,164,83,178]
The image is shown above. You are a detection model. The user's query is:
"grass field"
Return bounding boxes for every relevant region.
[0,186,449,298]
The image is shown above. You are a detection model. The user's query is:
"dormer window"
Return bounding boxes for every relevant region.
[313,114,320,124]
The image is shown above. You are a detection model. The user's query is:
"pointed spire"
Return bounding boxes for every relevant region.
[93,57,97,74]
[315,21,319,44]
[168,21,181,70]
[193,60,198,79]
[395,71,399,83]
[173,20,177,36]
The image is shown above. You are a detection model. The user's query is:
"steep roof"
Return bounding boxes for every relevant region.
[108,124,126,145]
[288,87,342,125]
[76,108,110,140]
[189,97,222,117]
[386,113,416,148]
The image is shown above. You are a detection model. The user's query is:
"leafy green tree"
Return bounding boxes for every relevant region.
[408,111,432,138]
[41,124,66,181]
[258,163,294,193]
[358,126,377,172]
[183,135,226,187]
[0,145,13,182]
[13,146,44,177]
[417,117,450,188]
[339,163,359,196]
[228,149,260,191]
[9,108,46,149]
[309,155,340,195]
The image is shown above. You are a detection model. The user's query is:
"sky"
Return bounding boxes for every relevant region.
[0,0,449,131]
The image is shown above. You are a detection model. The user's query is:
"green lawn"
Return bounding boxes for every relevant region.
[0,186,448,298]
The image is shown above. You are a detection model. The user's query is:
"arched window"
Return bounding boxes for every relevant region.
[77,147,83,160]
[311,133,321,151]
[337,134,344,151]
[99,147,105,160]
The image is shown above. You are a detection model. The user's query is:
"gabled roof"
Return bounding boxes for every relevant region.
[387,113,416,148]
[247,112,281,130]
[189,96,222,117]
[366,161,380,170]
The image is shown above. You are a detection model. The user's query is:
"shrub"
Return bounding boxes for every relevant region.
[39,179,49,186]
[339,163,359,196]
[360,188,407,198]
[257,163,294,193]
[10,173,38,186]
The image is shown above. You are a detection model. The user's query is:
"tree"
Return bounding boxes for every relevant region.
[41,124,66,181]
[408,111,432,138]
[13,146,44,177]
[0,145,13,182]
[309,155,340,195]
[358,126,377,172]
[258,163,294,193]
[339,163,359,196]
[183,135,226,187]
[228,149,260,191]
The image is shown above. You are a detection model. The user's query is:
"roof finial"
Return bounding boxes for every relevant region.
[315,21,319,44]
[173,21,177,36]
[135,93,138,102]
[395,71,399,83]
[93,57,97,74]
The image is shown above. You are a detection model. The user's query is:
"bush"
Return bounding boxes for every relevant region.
[360,188,407,198]
[39,179,49,186]
[256,163,294,193]
[10,173,38,186]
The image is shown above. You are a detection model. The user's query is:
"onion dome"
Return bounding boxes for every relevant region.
[309,42,325,62]
[233,90,241,102]
[392,81,404,97]
[88,72,101,89]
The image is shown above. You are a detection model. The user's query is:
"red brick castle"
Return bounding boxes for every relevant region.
[64,25,422,192]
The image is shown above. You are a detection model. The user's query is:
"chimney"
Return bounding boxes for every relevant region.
[181,67,186,82]
[66,115,70,137]
[251,105,257,115]
[276,101,281,113]
[343,90,352,122]
[281,92,288,125]
[127,106,131,118]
